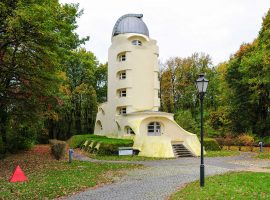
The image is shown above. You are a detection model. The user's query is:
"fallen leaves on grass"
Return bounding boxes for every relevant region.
[0,145,138,200]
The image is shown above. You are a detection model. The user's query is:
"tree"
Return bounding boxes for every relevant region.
[226,9,270,136]
[46,48,99,139]
[95,63,108,103]
[160,53,213,115]
[0,0,87,151]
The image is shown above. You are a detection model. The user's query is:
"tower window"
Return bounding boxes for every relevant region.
[132,40,142,46]
[96,120,103,131]
[119,72,126,80]
[119,107,127,115]
[147,122,161,136]
[118,53,126,62]
[126,127,135,134]
[119,89,126,97]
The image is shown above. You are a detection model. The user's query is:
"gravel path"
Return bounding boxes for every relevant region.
[66,153,270,200]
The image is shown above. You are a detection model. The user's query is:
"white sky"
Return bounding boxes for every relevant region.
[60,0,270,65]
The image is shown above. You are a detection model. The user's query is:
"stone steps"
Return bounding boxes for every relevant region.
[172,144,193,157]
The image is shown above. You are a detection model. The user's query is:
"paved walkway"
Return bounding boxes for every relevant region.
[66,153,270,200]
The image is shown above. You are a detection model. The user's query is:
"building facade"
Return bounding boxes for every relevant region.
[94,14,201,157]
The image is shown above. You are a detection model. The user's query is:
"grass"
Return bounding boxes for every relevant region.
[256,152,270,159]
[0,145,138,200]
[67,134,133,148]
[88,153,174,161]
[170,172,270,200]
[205,150,240,157]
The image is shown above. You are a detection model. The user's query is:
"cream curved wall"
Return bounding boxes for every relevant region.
[94,33,160,136]
[108,33,160,114]
[94,32,201,158]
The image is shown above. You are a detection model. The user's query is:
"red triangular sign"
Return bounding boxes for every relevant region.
[9,165,28,182]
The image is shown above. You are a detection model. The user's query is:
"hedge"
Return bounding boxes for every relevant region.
[204,138,221,151]
[67,134,134,155]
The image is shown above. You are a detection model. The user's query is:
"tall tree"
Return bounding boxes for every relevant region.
[0,0,87,150]
[95,62,108,103]
[47,48,98,139]
[226,9,270,136]
[160,53,213,114]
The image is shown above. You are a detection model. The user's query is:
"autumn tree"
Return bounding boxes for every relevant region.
[46,48,99,139]
[226,10,270,136]
[160,53,213,114]
[0,0,87,152]
[160,53,217,135]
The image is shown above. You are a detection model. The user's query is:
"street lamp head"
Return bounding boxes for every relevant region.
[195,73,209,94]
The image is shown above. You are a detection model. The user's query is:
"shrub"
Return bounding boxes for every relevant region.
[49,140,67,160]
[223,135,234,150]
[238,134,254,146]
[235,137,244,151]
[215,137,225,149]
[204,138,221,151]
[237,134,255,151]
[97,143,132,155]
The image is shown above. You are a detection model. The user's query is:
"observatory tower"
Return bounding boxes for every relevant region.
[94,14,201,158]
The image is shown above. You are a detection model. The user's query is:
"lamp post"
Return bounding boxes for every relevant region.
[195,73,209,187]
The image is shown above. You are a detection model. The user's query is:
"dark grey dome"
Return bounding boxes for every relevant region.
[112,14,149,37]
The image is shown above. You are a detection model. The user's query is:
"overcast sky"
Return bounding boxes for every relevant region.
[60,0,270,65]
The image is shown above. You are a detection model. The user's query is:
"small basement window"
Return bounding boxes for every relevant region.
[132,40,142,46]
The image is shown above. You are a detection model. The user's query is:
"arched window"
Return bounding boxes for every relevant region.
[118,71,126,80]
[96,120,103,132]
[132,40,142,46]
[118,89,127,97]
[125,126,135,135]
[147,122,161,136]
[117,107,127,115]
[118,53,126,62]
[120,72,126,79]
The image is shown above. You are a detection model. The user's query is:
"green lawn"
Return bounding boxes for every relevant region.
[0,161,137,200]
[170,172,270,200]
[0,145,138,200]
[88,154,174,161]
[205,150,240,157]
[256,152,270,159]
[68,134,133,148]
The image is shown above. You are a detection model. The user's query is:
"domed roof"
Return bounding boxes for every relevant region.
[112,14,149,37]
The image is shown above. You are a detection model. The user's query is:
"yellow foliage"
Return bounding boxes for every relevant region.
[59,85,71,95]
[238,134,254,146]
[44,111,60,121]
